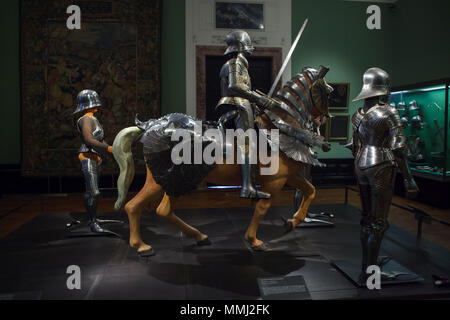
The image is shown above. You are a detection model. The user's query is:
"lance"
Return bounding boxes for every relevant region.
[268,18,308,97]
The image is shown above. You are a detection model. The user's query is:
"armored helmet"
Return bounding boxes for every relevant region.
[408,100,420,111]
[224,30,254,56]
[408,100,421,118]
[353,67,390,102]
[411,115,424,130]
[396,101,407,117]
[397,101,406,111]
[400,116,409,128]
[73,90,101,115]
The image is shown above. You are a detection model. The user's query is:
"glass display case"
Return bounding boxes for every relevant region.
[389,79,449,182]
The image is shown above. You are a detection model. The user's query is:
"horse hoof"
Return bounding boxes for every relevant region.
[251,242,269,252]
[284,219,294,232]
[137,247,155,257]
[196,237,211,246]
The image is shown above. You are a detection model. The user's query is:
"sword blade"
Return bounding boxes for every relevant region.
[268,18,308,97]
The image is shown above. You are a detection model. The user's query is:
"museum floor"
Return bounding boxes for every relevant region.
[1,187,449,299]
[1,187,449,249]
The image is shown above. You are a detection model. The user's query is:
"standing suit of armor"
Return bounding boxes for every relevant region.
[348,68,419,274]
[216,30,279,199]
[74,90,118,235]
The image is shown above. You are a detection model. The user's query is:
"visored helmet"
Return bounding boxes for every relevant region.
[353,67,390,102]
[408,100,421,117]
[408,100,420,111]
[224,30,254,55]
[73,90,101,115]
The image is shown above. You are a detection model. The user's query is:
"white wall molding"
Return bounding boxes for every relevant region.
[185,0,292,116]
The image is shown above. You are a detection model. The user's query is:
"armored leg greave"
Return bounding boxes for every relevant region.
[81,159,120,235]
[356,163,396,273]
[235,107,270,199]
[81,159,101,223]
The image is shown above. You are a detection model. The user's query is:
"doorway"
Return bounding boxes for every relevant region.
[196,45,282,120]
[205,55,273,121]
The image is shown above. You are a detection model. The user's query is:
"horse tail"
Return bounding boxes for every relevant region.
[112,126,143,211]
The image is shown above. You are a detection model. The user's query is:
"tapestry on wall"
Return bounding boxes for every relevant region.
[21,0,161,176]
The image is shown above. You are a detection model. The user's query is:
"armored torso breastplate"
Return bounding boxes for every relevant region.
[354,105,396,169]
[217,53,252,109]
[77,116,105,154]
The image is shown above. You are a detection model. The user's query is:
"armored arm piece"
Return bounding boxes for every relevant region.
[79,116,110,154]
[346,112,361,157]
[345,137,355,155]
[388,109,419,199]
[227,58,279,110]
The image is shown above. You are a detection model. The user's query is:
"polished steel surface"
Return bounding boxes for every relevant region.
[352,105,406,169]
[353,67,390,102]
[73,89,101,115]
[224,30,254,56]
[77,116,105,154]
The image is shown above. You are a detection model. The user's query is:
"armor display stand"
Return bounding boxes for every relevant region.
[293,187,334,228]
[334,67,422,287]
[292,160,334,228]
[293,191,334,227]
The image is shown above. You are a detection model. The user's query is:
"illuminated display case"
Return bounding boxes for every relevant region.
[389,79,449,182]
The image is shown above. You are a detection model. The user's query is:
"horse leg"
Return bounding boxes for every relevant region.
[124,166,163,253]
[286,174,316,230]
[156,193,210,245]
[244,177,287,250]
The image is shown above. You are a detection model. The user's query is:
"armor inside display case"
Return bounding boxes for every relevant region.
[389,79,449,182]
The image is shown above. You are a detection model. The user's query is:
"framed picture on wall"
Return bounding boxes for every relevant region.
[215,2,264,30]
[328,82,350,111]
[325,114,350,141]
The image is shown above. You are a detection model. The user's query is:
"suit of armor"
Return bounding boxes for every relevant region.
[349,68,418,274]
[216,30,278,199]
[73,90,120,235]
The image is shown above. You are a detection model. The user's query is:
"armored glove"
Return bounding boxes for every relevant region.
[321,142,331,152]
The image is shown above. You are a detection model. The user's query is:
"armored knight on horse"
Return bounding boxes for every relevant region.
[112,30,333,256]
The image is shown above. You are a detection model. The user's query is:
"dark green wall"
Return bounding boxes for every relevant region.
[390,0,450,86]
[161,0,186,115]
[0,0,20,164]
[291,0,395,158]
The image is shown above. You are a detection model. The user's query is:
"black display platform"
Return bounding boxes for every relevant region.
[0,204,449,300]
[333,259,424,287]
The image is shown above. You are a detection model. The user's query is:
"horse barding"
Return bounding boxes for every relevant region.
[112,66,333,256]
